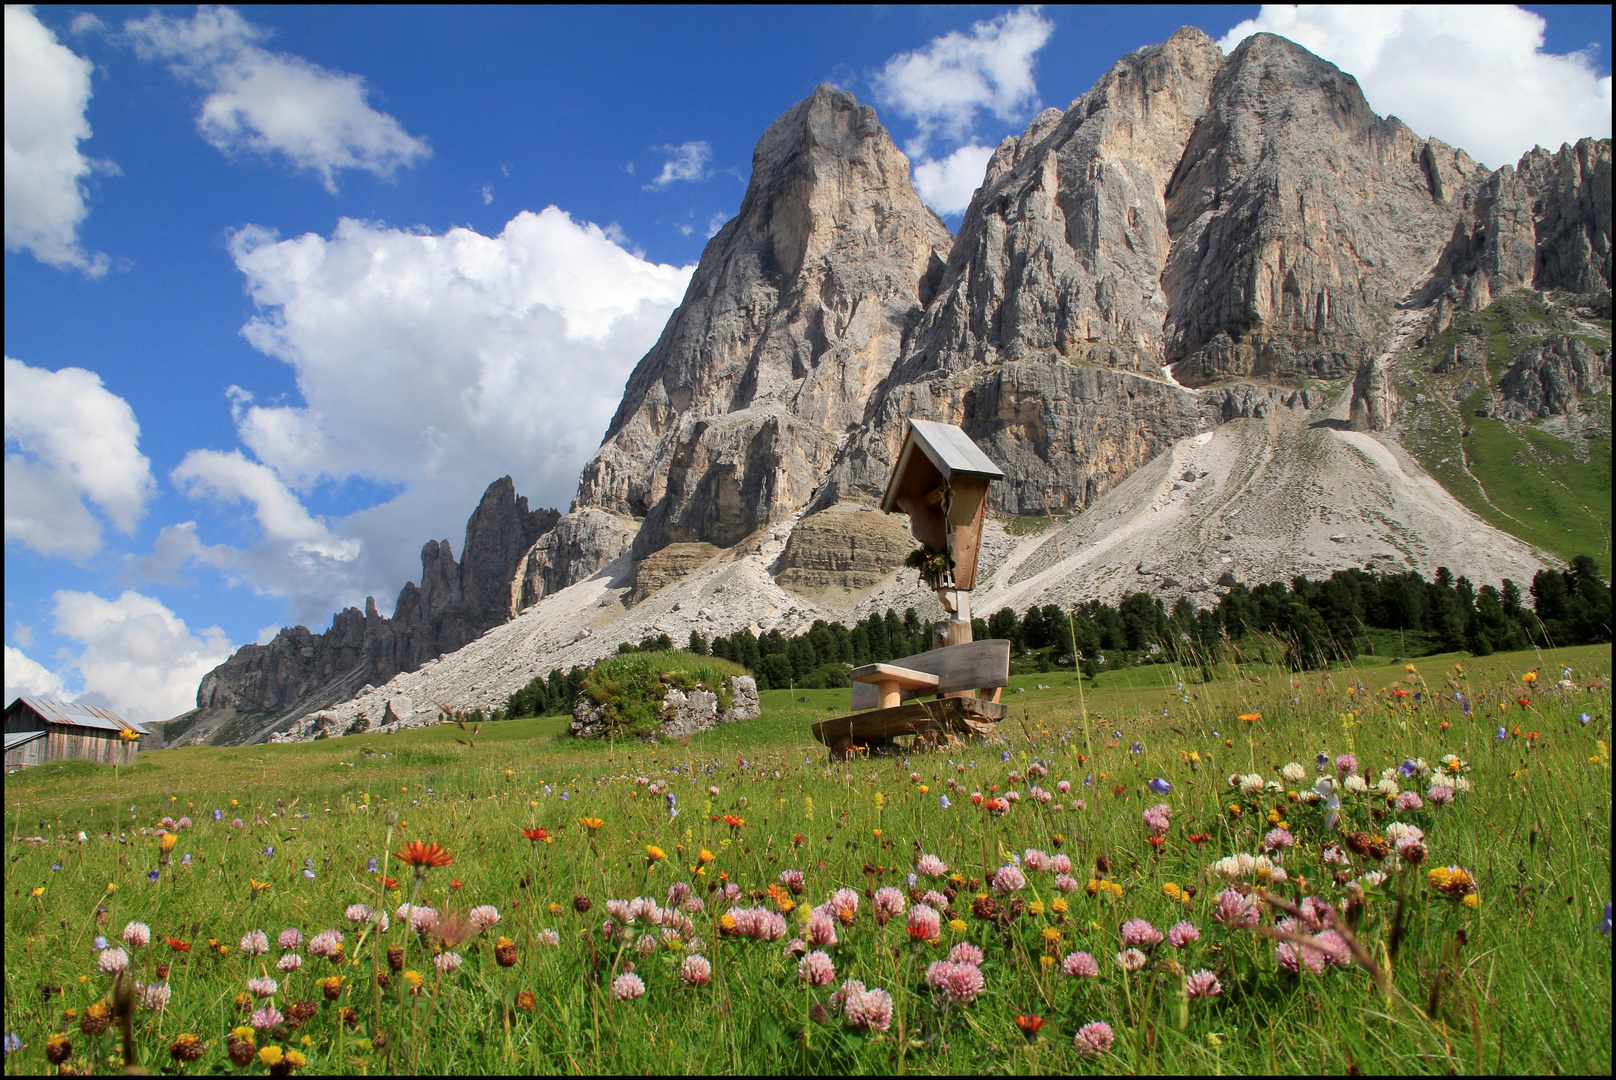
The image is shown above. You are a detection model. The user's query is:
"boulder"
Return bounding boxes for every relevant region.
[570,675,760,741]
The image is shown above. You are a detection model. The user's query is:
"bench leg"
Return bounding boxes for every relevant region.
[830,736,853,762]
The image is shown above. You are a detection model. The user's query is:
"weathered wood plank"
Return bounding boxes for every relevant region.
[812,697,1005,746]
[849,639,1011,710]
[848,664,941,689]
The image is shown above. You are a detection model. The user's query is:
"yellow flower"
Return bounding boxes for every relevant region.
[1106,882,1124,899]
[249,878,271,894]
[948,919,967,933]
[258,1046,284,1067]
[1040,926,1062,943]
[1405,664,1417,673]
[106,883,118,892]
[1028,900,1045,916]
[580,817,604,831]
[504,769,515,778]
[1085,879,1101,895]
[1238,713,1261,723]
[1162,882,1183,902]
[874,792,886,808]
[1051,898,1068,914]
[232,1026,256,1043]
[872,829,882,838]
[1521,671,1537,685]
[231,799,239,807]
[285,1050,307,1067]
[299,1035,312,1048]
[547,902,563,917]
[29,886,44,897]
[159,833,178,854]
[918,785,930,794]
[1040,954,1056,968]
[719,914,738,933]
[403,971,423,989]
[697,849,715,864]
[1463,893,1480,909]
[645,845,666,862]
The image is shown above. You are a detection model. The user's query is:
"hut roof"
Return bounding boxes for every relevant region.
[8,697,148,735]
[5,730,46,752]
[880,420,1003,514]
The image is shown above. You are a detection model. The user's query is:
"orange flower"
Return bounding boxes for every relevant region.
[722,815,745,828]
[580,817,604,832]
[1016,1014,1046,1037]
[165,937,191,952]
[521,827,552,844]
[376,875,401,890]
[394,841,453,869]
[1238,712,1261,723]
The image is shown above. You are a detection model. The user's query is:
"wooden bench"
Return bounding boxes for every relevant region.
[813,640,1010,760]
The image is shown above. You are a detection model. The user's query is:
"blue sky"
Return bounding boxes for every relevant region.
[5,5,1611,724]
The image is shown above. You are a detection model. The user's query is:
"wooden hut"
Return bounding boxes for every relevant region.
[3,697,148,768]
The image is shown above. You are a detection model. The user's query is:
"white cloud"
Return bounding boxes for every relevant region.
[912,143,996,216]
[646,141,711,188]
[50,590,233,726]
[123,6,430,192]
[5,643,66,703]
[874,6,1054,158]
[705,212,732,238]
[1219,5,1613,169]
[481,184,493,205]
[144,208,692,624]
[171,449,359,560]
[4,6,111,273]
[5,357,156,559]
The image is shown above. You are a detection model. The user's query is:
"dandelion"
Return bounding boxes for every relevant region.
[97,947,130,974]
[1074,1021,1115,1057]
[123,921,151,948]
[1186,969,1222,998]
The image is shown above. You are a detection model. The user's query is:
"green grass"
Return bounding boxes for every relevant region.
[4,645,1610,1074]
[1397,291,1612,577]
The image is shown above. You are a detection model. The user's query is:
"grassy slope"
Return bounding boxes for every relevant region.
[1397,291,1612,577]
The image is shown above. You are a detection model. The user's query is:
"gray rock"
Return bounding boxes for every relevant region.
[1350,355,1398,432]
[1496,335,1611,419]
[573,84,951,560]
[570,675,759,741]
[515,508,637,607]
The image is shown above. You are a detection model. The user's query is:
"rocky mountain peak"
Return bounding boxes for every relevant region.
[574,83,950,560]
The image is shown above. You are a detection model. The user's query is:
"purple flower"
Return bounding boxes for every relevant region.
[303,869,316,879]
[213,809,222,821]
[1398,759,1419,777]
[50,862,61,872]
[1213,889,1259,927]
[1600,903,1611,936]
[1496,727,1508,741]
[939,794,951,808]
[146,869,159,883]
[1148,777,1172,795]
[368,857,378,873]
[3,1033,22,1055]
[262,846,274,857]
[1580,713,1592,725]
[798,950,837,986]
[1001,751,1011,762]
[1074,1021,1115,1057]
[249,1006,284,1031]
[1130,741,1144,754]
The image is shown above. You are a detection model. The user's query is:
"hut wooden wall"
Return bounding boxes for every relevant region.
[46,727,137,766]
[6,737,48,769]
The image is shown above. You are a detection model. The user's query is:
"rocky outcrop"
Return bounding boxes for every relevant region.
[1432,332,1489,373]
[775,504,916,591]
[191,477,560,725]
[572,84,951,560]
[1350,355,1398,431]
[569,675,760,741]
[627,542,721,606]
[514,508,637,609]
[1496,335,1611,419]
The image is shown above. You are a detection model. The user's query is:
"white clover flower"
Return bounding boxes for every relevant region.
[1376,778,1399,796]
[1281,763,1306,783]
[1359,870,1388,888]
[1384,822,1418,843]
[1343,775,1370,795]
[1264,780,1284,793]
[1238,774,1266,796]
[1452,776,1472,794]
[1299,790,1322,805]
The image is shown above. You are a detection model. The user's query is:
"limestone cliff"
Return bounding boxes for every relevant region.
[572,84,951,559]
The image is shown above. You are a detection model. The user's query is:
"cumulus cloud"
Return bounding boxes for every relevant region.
[123,5,429,192]
[51,590,233,725]
[912,143,996,216]
[1219,5,1613,169]
[5,357,156,560]
[4,6,111,273]
[5,643,66,703]
[145,208,692,624]
[646,141,712,189]
[874,6,1053,158]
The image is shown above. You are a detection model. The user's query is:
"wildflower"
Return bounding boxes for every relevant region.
[1598,903,1611,935]
[926,960,985,1004]
[948,918,968,933]
[1168,921,1200,948]
[798,950,837,985]
[916,854,948,877]
[394,841,452,876]
[1238,713,1261,724]
[307,930,344,958]
[1186,969,1221,998]
[433,951,463,974]
[248,976,278,998]
[991,864,1026,892]
[468,905,501,930]
[1213,889,1259,927]
[249,1006,284,1031]
[1428,866,1478,900]
[1264,827,1295,851]
[678,953,713,986]
[845,988,894,1032]
[1116,948,1147,973]
[515,990,537,1011]
[240,930,270,956]
[321,976,345,1001]
[97,947,130,974]
[1148,777,1172,795]
[908,904,942,941]
[645,845,667,864]
[123,921,151,948]
[1427,785,1455,805]
[1062,950,1100,977]
[1121,919,1163,948]
[874,887,906,925]
[45,1034,72,1065]
[402,971,424,993]
[277,954,303,973]
[169,1032,204,1062]
[1074,1020,1115,1057]
[1016,1014,1047,1039]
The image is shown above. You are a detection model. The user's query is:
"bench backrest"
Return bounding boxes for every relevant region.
[850,639,1011,710]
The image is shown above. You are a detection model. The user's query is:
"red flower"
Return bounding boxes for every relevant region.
[165,937,191,952]
[1114,785,1126,797]
[449,879,463,889]
[722,815,746,828]
[1516,697,1531,708]
[969,793,984,806]
[1187,833,1211,845]
[395,841,453,869]
[1145,835,1165,848]
[521,827,552,844]
[1016,1014,1046,1037]
[1525,731,1541,741]
[792,834,805,846]
[377,875,401,890]
[1076,755,1087,765]
[1392,689,1408,699]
